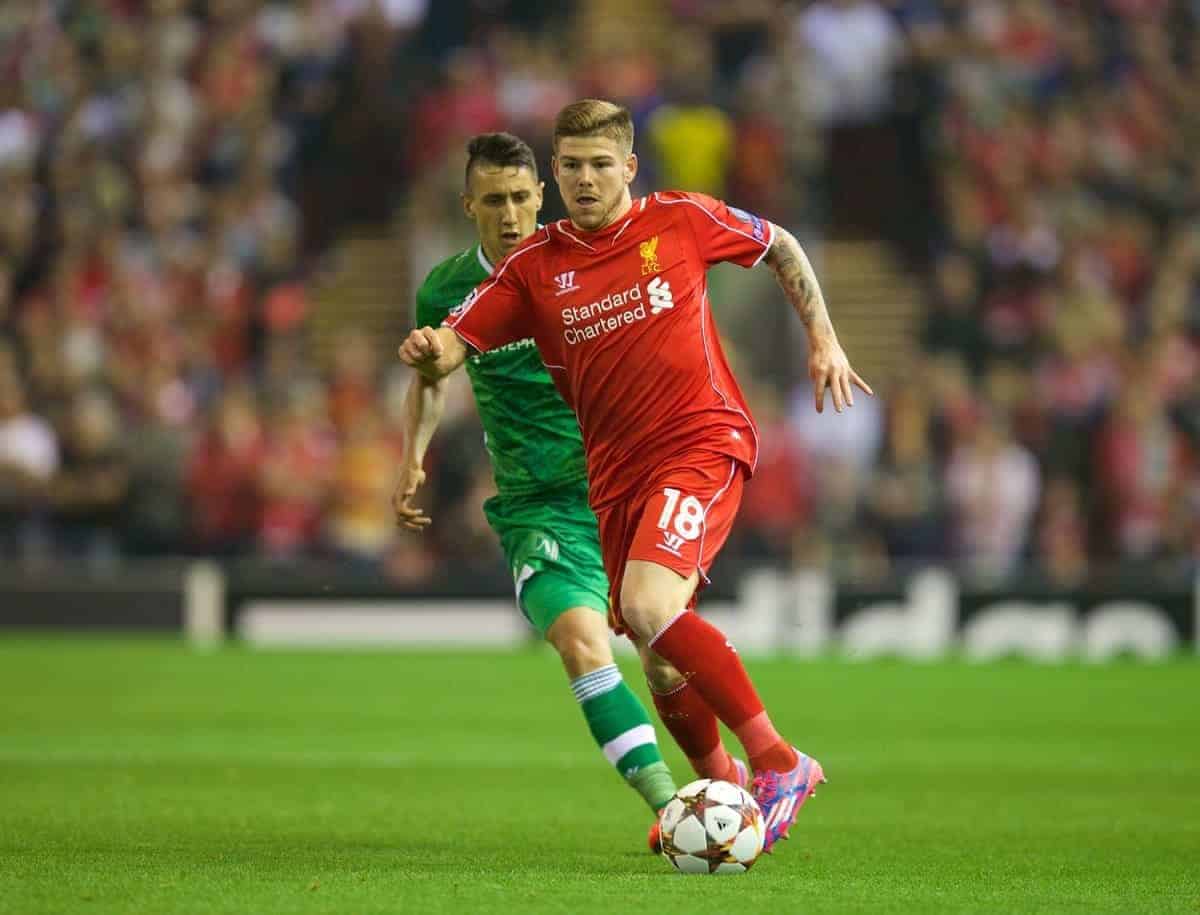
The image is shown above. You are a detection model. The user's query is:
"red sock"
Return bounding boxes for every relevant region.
[651,680,736,780]
[651,611,798,773]
[738,712,798,772]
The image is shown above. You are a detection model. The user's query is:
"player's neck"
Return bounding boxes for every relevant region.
[571,192,633,234]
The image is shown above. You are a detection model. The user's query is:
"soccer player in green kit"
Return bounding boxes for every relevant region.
[393,133,708,846]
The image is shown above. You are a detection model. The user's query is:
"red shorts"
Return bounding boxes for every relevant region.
[594,452,746,636]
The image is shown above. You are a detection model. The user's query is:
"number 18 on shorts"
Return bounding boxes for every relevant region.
[653,487,705,557]
[625,453,746,584]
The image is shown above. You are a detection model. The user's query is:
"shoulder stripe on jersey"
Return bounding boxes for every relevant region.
[610,197,648,244]
[449,233,551,324]
[655,193,773,253]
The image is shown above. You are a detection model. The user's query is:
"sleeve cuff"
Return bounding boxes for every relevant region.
[749,221,775,268]
[443,320,485,354]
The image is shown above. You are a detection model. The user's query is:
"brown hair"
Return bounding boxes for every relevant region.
[553,99,634,154]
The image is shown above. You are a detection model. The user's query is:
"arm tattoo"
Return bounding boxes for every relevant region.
[763,226,832,335]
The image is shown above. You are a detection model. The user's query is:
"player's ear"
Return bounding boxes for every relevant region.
[624,152,638,187]
[550,156,560,182]
[535,180,545,212]
[461,191,476,221]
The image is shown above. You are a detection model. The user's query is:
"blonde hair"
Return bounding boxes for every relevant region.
[553,99,634,155]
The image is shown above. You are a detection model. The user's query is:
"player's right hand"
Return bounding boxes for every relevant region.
[398,327,444,368]
[808,335,873,414]
[392,464,432,531]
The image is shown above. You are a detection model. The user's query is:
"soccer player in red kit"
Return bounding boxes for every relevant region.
[400,99,872,852]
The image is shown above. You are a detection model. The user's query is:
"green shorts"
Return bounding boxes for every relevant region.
[484,480,610,637]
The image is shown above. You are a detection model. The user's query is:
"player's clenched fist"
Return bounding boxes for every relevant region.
[399,326,444,368]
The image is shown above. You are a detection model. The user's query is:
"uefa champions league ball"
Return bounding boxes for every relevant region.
[657,778,765,875]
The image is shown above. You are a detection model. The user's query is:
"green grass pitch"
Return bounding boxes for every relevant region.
[0,636,1197,914]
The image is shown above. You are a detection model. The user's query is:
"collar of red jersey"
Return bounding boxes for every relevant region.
[554,196,649,251]
[477,223,545,273]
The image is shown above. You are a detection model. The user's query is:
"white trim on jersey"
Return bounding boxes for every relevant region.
[654,192,773,257]
[476,224,543,274]
[555,223,597,251]
[476,244,494,274]
[610,199,646,244]
[751,221,777,266]
[449,232,551,328]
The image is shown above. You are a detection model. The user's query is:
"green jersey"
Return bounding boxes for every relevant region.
[415,244,588,497]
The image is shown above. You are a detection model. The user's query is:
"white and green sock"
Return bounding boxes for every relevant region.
[570,664,677,811]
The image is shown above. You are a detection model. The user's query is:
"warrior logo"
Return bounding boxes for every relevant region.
[553,271,581,296]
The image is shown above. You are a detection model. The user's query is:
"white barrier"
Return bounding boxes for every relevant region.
[187,563,1200,662]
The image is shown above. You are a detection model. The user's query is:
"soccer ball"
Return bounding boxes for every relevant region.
[657,778,765,875]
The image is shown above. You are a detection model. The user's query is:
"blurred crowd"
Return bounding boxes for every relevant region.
[1,0,1197,585]
[0,0,417,569]
[892,0,1200,584]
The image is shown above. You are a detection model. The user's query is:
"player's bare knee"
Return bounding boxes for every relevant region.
[616,603,656,643]
[555,636,612,677]
[546,608,613,677]
[618,587,677,643]
[620,561,698,642]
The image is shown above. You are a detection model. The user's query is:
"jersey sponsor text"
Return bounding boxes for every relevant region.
[562,282,648,345]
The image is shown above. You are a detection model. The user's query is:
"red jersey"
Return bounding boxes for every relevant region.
[446,191,772,511]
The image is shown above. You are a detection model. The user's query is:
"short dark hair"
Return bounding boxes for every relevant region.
[465,132,538,188]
